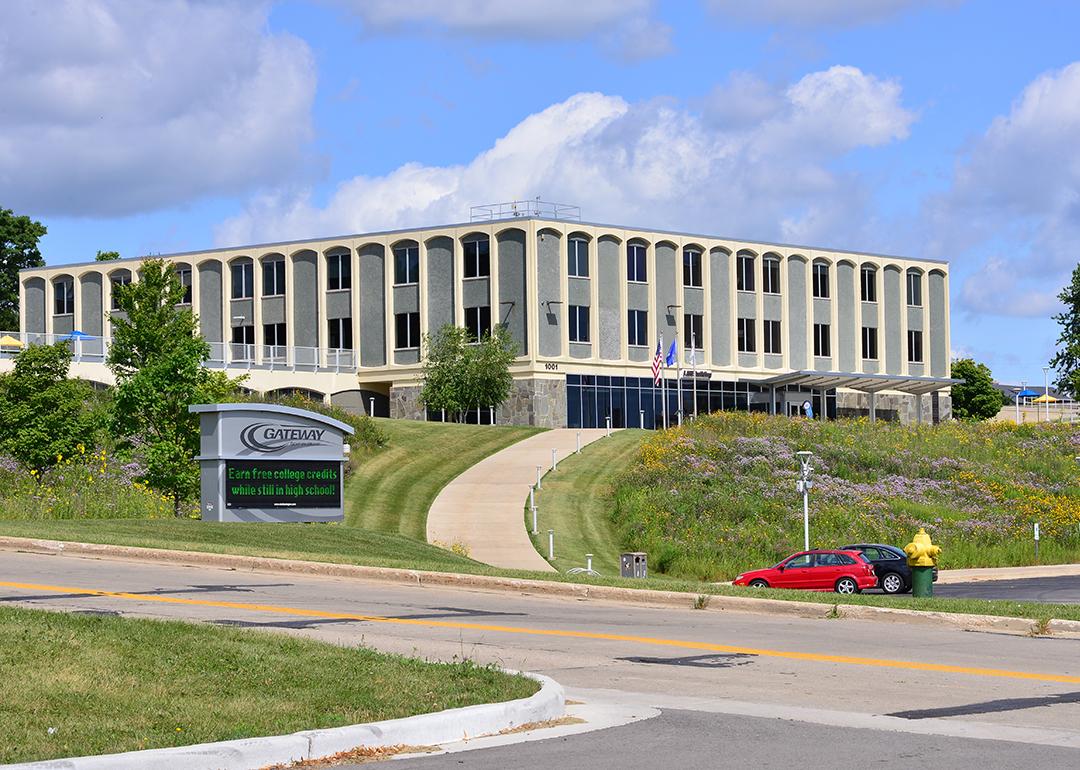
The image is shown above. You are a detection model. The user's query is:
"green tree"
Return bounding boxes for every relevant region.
[950,358,1002,421]
[95,250,120,261]
[107,259,244,514]
[0,208,47,331]
[1049,263,1080,398]
[0,342,107,472]
[419,323,517,421]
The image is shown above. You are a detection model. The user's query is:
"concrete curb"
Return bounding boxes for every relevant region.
[6,672,563,770]
[3,536,1080,637]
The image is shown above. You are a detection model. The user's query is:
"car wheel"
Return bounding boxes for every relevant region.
[880,572,904,595]
[748,579,769,588]
[835,577,859,595]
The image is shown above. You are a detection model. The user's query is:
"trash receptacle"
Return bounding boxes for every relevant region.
[620,552,648,579]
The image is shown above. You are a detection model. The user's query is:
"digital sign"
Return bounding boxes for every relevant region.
[224,460,341,509]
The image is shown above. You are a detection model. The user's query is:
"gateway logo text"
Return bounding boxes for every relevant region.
[239,423,330,453]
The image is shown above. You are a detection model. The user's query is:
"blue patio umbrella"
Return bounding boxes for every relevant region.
[1016,388,1040,399]
[57,330,92,341]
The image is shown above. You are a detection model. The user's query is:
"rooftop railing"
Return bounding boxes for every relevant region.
[470,199,580,222]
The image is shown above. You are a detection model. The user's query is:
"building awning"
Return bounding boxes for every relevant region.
[746,369,959,396]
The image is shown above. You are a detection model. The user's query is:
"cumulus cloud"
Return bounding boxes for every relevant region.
[216,66,915,248]
[942,62,1080,317]
[705,0,962,27]
[0,0,316,217]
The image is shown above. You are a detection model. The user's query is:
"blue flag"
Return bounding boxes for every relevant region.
[665,337,677,367]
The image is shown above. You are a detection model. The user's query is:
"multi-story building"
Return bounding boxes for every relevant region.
[8,201,954,427]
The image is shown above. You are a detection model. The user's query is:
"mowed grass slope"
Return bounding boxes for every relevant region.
[347,418,542,538]
[0,606,537,764]
[526,430,645,575]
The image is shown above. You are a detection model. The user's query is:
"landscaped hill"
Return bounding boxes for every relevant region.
[613,413,1080,580]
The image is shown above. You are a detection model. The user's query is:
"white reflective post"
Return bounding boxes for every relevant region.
[576,432,581,454]
[489,406,494,425]
[551,448,558,472]
[536,465,542,489]
[369,397,375,417]
[548,529,554,560]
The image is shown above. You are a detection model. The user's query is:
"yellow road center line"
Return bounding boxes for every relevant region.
[4,579,1079,684]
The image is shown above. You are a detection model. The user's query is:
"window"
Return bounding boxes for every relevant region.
[327,253,351,290]
[908,329,923,363]
[737,253,755,292]
[463,237,490,279]
[262,260,285,297]
[860,266,877,302]
[816,553,843,567]
[907,271,922,306]
[176,267,192,305]
[231,262,253,299]
[862,326,878,360]
[813,323,831,358]
[395,312,421,349]
[627,242,647,282]
[263,322,286,347]
[812,262,830,298]
[569,305,590,343]
[737,317,755,353]
[784,554,812,569]
[464,305,491,341]
[109,273,130,310]
[762,256,781,294]
[394,244,419,285]
[628,309,648,347]
[763,319,782,354]
[684,313,704,350]
[327,317,353,350]
[231,324,254,360]
[683,248,702,288]
[568,237,589,278]
[54,279,75,315]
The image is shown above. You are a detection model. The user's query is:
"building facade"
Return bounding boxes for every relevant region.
[10,207,954,427]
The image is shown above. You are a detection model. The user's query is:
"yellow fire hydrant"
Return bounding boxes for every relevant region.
[903,528,941,598]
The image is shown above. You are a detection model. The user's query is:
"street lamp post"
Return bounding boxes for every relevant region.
[1017,379,1026,424]
[796,451,814,551]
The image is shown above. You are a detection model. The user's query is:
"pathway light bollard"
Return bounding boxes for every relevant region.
[548,529,555,560]
[536,465,542,489]
[551,448,558,472]
[640,409,645,429]
[576,432,581,454]
[369,397,375,417]
[605,416,611,437]
[532,503,538,535]
[586,553,593,573]
[903,528,941,598]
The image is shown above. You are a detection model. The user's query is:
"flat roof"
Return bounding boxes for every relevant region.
[750,370,960,395]
[22,214,947,274]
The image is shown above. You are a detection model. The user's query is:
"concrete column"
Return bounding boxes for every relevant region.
[252,257,263,365]
[191,260,202,339]
[285,252,296,367]
[351,243,361,371]
[318,250,330,369]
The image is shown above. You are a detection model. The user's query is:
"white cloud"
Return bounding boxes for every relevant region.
[942,62,1080,317]
[216,66,915,248]
[331,0,653,38]
[0,0,316,217]
[705,0,961,27]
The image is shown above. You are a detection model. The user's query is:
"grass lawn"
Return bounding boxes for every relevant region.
[347,419,543,539]
[0,606,537,765]
[526,429,645,575]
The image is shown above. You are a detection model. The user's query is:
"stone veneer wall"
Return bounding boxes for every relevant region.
[390,376,567,427]
[835,390,952,425]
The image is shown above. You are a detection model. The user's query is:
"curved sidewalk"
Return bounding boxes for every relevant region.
[427,428,611,572]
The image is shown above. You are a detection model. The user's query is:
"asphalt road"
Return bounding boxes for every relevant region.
[2,550,1079,765]
[934,575,1080,604]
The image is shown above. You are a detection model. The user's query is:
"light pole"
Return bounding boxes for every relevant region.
[1018,379,1026,424]
[1043,366,1050,422]
[796,451,814,551]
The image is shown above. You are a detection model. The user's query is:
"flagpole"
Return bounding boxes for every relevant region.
[691,329,698,419]
[675,333,682,426]
[660,334,668,430]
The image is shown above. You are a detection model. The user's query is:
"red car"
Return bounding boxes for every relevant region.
[733,550,877,594]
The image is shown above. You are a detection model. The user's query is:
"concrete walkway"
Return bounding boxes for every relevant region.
[427,428,611,572]
[936,563,1080,584]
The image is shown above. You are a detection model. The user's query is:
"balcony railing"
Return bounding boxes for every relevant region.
[470,199,581,222]
[0,332,359,373]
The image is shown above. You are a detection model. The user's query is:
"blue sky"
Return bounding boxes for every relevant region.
[4,0,1078,387]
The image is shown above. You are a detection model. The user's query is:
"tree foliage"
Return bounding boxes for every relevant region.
[107,259,245,514]
[95,250,120,261]
[0,342,107,472]
[418,323,517,421]
[950,357,1001,421]
[1049,262,1080,398]
[0,208,47,331]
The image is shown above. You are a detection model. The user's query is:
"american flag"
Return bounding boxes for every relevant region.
[652,336,663,385]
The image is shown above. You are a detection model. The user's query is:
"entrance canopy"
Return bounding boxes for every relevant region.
[744,370,960,422]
